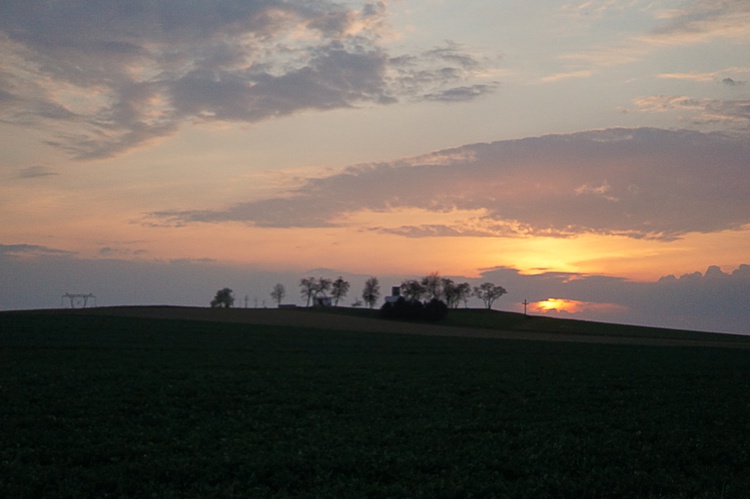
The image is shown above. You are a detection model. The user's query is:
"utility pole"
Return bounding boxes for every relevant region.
[522,299,528,316]
[62,293,96,308]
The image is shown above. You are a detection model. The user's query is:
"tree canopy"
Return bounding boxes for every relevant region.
[362,277,381,309]
[270,283,286,307]
[331,277,350,306]
[210,288,234,308]
[473,282,507,309]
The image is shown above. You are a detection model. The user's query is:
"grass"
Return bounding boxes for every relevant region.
[2,312,750,497]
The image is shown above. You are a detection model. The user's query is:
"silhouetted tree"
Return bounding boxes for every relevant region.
[440,280,472,309]
[211,288,235,308]
[400,279,426,302]
[331,276,350,306]
[314,277,332,299]
[473,282,507,309]
[456,282,472,308]
[381,297,423,321]
[299,277,317,307]
[424,298,449,321]
[362,277,381,309]
[421,272,443,301]
[380,297,447,322]
[270,283,286,307]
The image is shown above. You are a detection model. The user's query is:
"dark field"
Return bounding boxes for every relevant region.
[2,311,750,498]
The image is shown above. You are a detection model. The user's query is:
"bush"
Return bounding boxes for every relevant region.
[380,297,447,322]
[424,298,448,322]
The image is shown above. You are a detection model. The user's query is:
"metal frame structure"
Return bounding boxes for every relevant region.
[61,293,96,308]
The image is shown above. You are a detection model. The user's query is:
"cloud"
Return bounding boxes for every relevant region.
[422,84,497,103]
[540,70,594,83]
[0,243,74,257]
[632,96,750,128]
[148,127,750,241]
[16,165,58,179]
[559,1,750,70]
[478,264,750,334]
[98,246,147,258]
[723,77,746,87]
[658,72,748,86]
[386,41,498,102]
[0,1,496,160]
[648,1,750,44]
[658,72,717,82]
[168,258,218,265]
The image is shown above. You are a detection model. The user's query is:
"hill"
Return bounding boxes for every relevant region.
[12,304,748,349]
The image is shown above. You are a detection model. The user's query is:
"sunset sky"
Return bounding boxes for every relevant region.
[2,0,749,333]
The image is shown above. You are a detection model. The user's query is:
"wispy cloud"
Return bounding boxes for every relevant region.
[98,247,147,258]
[658,72,718,82]
[147,127,750,241]
[632,96,750,128]
[646,0,750,45]
[558,1,750,71]
[0,243,74,257]
[723,77,746,87]
[561,0,649,20]
[422,84,497,102]
[388,41,498,102]
[658,71,748,86]
[16,165,58,179]
[0,1,496,160]
[540,70,594,83]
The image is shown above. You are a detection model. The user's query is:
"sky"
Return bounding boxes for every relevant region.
[1,0,749,334]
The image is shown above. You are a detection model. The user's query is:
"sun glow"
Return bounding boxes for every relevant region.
[534,298,578,313]
[530,298,628,315]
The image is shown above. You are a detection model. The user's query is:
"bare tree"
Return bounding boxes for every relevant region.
[314,277,332,299]
[362,277,381,309]
[421,272,443,301]
[442,280,472,309]
[400,279,426,302]
[270,283,286,307]
[473,282,507,310]
[456,282,472,308]
[331,276,350,306]
[299,277,317,307]
[211,288,235,308]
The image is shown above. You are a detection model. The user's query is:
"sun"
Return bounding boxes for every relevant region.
[530,298,629,316]
[533,298,579,313]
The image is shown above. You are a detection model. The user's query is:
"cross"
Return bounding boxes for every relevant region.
[523,299,528,316]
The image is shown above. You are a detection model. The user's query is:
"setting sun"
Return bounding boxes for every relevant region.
[533,298,579,313]
[530,298,628,316]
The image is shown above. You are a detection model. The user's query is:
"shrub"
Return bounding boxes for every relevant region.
[380,297,447,322]
[424,298,448,322]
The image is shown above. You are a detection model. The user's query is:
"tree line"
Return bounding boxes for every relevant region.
[211,272,506,311]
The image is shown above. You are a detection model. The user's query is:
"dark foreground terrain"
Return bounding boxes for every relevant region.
[2,308,750,497]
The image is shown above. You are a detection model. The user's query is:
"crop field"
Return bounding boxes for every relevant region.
[2,310,750,498]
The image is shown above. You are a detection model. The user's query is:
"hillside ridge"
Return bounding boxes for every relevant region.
[8,305,749,349]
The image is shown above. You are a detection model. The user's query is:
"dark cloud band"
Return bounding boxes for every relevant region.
[148,127,750,241]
